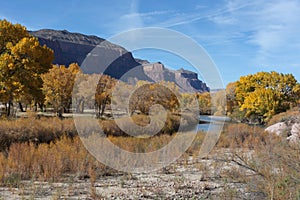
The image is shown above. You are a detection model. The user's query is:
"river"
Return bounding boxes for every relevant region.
[198,115,231,132]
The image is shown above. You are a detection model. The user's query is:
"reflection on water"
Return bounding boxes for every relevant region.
[197,115,230,131]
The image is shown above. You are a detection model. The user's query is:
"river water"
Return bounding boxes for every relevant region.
[197,115,231,132]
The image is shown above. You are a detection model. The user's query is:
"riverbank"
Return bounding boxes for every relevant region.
[0,149,263,199]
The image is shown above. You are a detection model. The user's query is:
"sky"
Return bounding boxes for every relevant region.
[1,0,300,87]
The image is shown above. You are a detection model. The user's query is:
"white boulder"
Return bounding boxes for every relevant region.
[287,123,300,145]
[265,122,287,136]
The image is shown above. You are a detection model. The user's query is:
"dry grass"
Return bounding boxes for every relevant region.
[0,119,206,186]
[0,136,111,186]
[1,111,299,199]
[267,107,300,126]
[100,112,197,137]
[0,112,195,153]
[0,117,76,153]
[216,122,300,199]
[217,123,266,148]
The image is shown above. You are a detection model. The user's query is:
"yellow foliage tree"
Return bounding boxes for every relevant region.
[196,92,211,115]
[0,19,54,116]
[241,88,280,122]
[226,82,237,115]
[73,73,98,113]
[41,63,81,117]
[235,71,300,123]
[181,93,197,109]
[129,81,180,115]
[95,75,116,117]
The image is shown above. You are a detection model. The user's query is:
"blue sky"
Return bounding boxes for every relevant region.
[1,0,300,87]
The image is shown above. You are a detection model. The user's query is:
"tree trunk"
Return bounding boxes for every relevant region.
[100,104,105,117]
[38,103,44,112]
[79,99,84,113]
[57,108,63,119]
[75,98,81,113]
[100,98,108,117]
[34,102,38,112]
[19,102,25,112]
[7,100,12,117]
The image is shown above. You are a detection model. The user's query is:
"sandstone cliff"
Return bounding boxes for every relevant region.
[141,61,209,93]
[30,29,209,92]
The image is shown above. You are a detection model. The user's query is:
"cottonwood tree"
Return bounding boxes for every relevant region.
[41,63,81,117]
[181,93,197,109]
[235,71,300,123]
[111,81,135,114]
[211,90,226,116]
[95,75,116,117]
[226,82,237,115]
[196,92,212,115]
[74,73,99,113]
[0,19,54,116]
[129,81,180,115]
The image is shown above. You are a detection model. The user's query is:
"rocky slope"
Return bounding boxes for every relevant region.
[30,29,209,93]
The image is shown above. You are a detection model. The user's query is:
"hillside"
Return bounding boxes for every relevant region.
[30,29,209,93]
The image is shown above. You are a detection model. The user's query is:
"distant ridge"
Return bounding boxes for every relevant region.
[139,60,209,93]
[30,29,209,93]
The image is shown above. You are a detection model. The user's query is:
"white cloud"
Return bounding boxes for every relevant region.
[209,15,237,25]
[195,5,208,10]
[155,1,253,28]
[248,0,300,53]
[193,0,300,62]
[122,10,173,19]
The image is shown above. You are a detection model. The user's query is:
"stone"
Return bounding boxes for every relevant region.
[287,123,300,145]
[265,122,288,136]
[141,62,209,93]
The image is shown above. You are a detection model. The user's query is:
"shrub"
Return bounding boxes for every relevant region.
[0,136,112,185]
[217,123,265,148]
[0,117,77,151]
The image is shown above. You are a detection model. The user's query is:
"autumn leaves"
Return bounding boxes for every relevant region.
[41,63,81,117]
[227,71,300,124]
[0,20,54,116]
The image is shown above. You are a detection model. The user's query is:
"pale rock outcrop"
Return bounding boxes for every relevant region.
[265,116,300,146]
[287,123,300,145]
[265,122,288,136]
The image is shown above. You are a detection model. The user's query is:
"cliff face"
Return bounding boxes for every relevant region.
[30,29,104,66]
[142,62,209,93]
[30,29,149,81]
[30,29,209,92]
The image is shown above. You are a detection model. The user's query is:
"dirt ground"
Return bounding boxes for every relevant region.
[0,150,265,200]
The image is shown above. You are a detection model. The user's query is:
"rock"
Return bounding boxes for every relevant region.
[287,123,300,145]
[265,122,288,136]
[30,29,209,93]
[29,29,150,81]
[265,116,300,146]
[142,62,209,93]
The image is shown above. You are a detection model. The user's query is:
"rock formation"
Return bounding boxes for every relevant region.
[30,29,209,93]
[141,61,209,93]
[265,115,300,145]
[30,29,149,81]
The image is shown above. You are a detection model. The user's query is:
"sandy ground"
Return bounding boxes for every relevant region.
[0,150,264,200]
